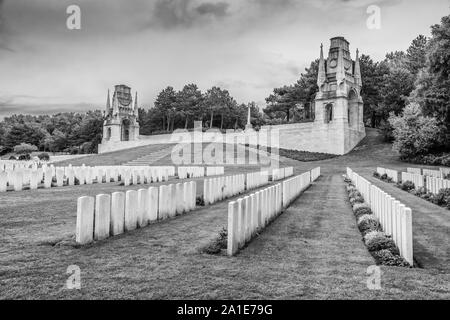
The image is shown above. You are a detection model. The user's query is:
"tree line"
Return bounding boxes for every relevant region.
[137,85,264,135]
[0,111,103,155]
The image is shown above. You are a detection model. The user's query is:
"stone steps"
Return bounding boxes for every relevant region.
[123,146,174,166]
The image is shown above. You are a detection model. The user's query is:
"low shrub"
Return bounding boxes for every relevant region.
[18,154,31,161]
[348,190,361,198]
[344,177,352,183]
[196,196,205,206]
[200,227,227,254]
[366,235,399,255]
[354,207,372,220]
[372,249,410,267]
[357,215,382,235]
[444,173,450,180]
[352,203,370,213]
[363,231,385,244]
[399,181,415,192]
[429,188,450,207]
[381,173,388,180]
[350,196,364,206]
[373,172,380,178]
[38,153,50,161]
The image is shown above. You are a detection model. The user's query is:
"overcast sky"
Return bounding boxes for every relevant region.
[0,0,449,118]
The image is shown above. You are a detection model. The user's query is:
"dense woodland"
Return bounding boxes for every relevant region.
[1,14,449,164]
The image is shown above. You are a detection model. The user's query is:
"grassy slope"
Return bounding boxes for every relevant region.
[53,144,177,167]
[0,128,449,299]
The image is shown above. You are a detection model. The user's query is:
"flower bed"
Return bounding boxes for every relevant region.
[344,182,411,267]
[373,172,450,210]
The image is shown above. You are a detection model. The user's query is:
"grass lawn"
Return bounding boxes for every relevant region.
[0,128,449,299]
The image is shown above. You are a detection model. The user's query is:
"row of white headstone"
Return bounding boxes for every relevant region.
[311,167,321,182]
[408,167,450,179]
[227,167,321,256]
[0,167,51,192]
[203,174,246,205]
[0,159,43,171]
[76,181,197,244]
[282,170,314,207]
[178,167,205,179]
[425,176,450,195]
[401,172,425,189]
[347,168,413,266]
[387,168,450,195]
[0,164,177,192]
[206,167,225,176]
[377,167,399,183]
[271,167,293,181]
[177,166,225,179]
[202,167,293,207]
[246,171,270,190]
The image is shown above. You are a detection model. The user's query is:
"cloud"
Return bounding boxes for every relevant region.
[149,0,230,29]
[196,2,229,16]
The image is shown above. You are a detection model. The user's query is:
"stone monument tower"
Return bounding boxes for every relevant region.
[314,37,366,153]
[102,84,140,144]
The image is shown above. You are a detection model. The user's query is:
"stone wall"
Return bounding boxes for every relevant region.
[98,122,366,156]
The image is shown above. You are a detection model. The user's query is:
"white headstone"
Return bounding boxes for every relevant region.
[76,196,95,244]
[30,170,38,190]
[111,192,125,236]
[148,187,159,222]
[175,183,184,214]
[56,168,64,187]
[137,189,149,228]
[0,171,7,192]
[227,201,240,256]
[125,190,138,231]
[94,194,111,241]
